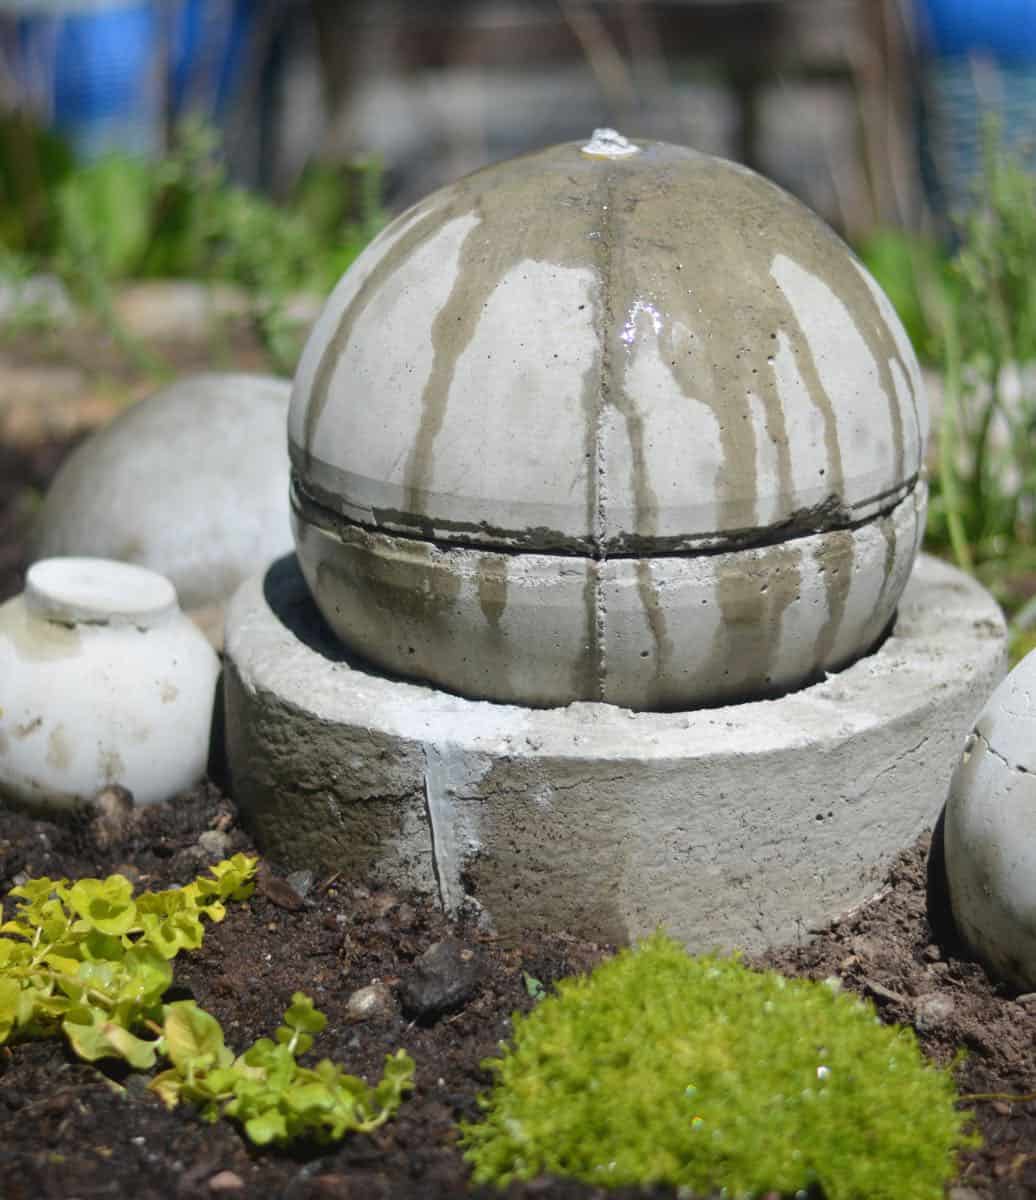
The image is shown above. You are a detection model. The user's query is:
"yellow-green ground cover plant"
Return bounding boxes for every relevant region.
[460,931,976,1198]
[0,856,413,1146]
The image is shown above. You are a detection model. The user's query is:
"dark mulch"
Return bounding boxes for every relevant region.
[2,793,1035,1200]
[2,434,1035,1200]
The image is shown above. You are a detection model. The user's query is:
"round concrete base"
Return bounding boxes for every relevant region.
[224,554,1006,952]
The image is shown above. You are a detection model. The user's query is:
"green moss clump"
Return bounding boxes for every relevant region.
[460,932,976,1198]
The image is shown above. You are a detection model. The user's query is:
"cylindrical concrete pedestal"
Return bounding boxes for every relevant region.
[224,554,1006,951]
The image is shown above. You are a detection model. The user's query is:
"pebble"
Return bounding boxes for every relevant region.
[370,891,400,918]
[208,1170,245,1192]
[285,868,315,901]
[257,869,305,912]
[345,982,396,1023]
[172,845,209,871]
[399,939,482,1022]
[309,1172,390,1199]
[197,829,231,859]
[913,992,956,1031]
[90,784,136,851]
[850,935,879,961]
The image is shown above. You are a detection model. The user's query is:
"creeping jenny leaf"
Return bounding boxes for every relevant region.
[163,1001,232,1073]
[64,1006,159,1069]
[0,977,19,1042]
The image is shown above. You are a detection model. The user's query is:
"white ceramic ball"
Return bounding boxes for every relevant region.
[0,558,220,812]
[30,373,293,615]
[944,649,1036,989]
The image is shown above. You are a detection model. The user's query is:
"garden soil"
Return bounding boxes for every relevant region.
[3,423,1036,1200]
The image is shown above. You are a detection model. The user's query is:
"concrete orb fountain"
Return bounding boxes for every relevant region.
[224,132,1006,951]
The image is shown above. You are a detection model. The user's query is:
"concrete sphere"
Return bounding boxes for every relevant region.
[944,650,1036,990]
[290,134,928,709]
[31,373,293,616]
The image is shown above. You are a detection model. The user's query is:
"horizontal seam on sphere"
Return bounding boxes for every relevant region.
[291,472,923,563]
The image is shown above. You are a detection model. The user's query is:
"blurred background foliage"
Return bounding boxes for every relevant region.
[0,0,1035,652]
[0,113,384,370]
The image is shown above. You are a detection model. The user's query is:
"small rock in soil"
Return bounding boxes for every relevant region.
[285,868,315,900]
[345,982,396,1024]
[257,867,305,911]
[370,891,400,918]
[197,829,231,859]
[208,1169,245,1192]
[89,784,135,850]
[310,1172,390,1199]
[400,939,482,1022]
[914,991,956,1031]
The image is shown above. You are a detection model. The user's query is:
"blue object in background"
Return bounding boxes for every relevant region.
[6,1,162,159]
[914,0,1036,219]
[1,0,260,162]
[48,3,160,159]
[170,0,257,124]
[917,0,1036,64]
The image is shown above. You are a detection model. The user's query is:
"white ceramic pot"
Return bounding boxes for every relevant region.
[0,558,220,812]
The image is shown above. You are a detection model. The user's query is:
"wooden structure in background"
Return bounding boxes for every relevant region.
[308,0,922,237]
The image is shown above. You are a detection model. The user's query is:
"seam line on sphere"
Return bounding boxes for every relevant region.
[292,473,922,561]
[589,163,615,700]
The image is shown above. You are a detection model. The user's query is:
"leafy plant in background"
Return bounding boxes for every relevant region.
[860,127,1036,660]
[0,857,414,1146]
[0,115,384,372]
[460,932,976,1198]
[855,227,956,366]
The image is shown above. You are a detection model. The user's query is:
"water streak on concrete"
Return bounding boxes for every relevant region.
[813,529,855,669]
